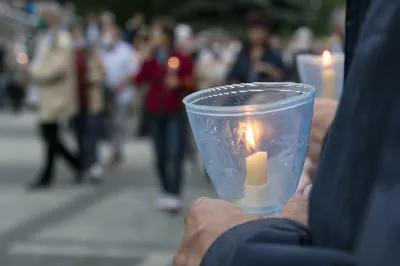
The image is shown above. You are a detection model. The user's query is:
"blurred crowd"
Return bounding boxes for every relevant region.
[0,1,345,213]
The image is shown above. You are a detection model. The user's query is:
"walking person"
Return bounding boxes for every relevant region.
[28,4,81,189]
[119,19,195,212]
[70,22,105,181]
[100,23,138,168]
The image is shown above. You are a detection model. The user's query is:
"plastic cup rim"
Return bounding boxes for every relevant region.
[183,82,315,116]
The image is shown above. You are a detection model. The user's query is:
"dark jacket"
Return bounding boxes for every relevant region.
[226,43,286,83]
[202,0,400,265]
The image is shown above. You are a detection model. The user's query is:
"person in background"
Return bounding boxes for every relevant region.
[125,12,146,45]
[175,24,195,58]
[61,2,76,29]
[100,23,138,168]
[284,27,315,82]
[70,22,105,181]
[227,11,286,84]
[28,4,81,189]
[196,32,233,90]
[85,12,101,47]
[100,11,115,28]
[119,19,195,212]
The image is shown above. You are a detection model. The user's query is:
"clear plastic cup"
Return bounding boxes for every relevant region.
[183,82,315,216]
[296,53,344,99]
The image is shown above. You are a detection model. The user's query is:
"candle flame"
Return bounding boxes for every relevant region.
[246,124,256,153]
[168,56,180,69]
[322,50,332,66]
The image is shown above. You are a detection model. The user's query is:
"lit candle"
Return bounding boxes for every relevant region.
[245,124,268,186]
[241,123,269,207]
[321,50,335,99]
[167,56,180,72]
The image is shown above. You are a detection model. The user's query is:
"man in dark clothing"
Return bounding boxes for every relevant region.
[175,0,400,265]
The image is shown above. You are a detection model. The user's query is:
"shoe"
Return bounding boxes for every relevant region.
[28,181,51,190]
[155,194,182,213]
[89,164,104,183]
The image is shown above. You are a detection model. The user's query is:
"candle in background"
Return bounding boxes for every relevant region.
[321,50,335,98]
[167,56,180,73]
[241,123,269,207]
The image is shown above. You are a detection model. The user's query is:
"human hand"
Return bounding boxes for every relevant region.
[253,62,270,73]
[253,62,283,81]
[173,187,311,266]
[165,74,179,90]
[274,184,312,226]
[307,98,338,180]
[173,198,258,266]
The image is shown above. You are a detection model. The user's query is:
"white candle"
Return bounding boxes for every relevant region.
[241,124,269,207]
[245,124,268,186]
[321,50,335,99]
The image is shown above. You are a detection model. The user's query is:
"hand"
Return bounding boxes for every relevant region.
[307,98,338,181]
[165,74,179,90]
[173,198,258,266]
[253,62,283,81]
[173,187,311,266]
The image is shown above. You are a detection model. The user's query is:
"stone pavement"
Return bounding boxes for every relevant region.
[0,112,215,266]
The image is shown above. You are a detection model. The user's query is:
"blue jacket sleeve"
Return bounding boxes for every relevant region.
[201,218,354,266]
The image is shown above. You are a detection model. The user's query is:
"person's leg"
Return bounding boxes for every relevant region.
[167,113,187,197]
[31,123,57,188]
[150,115,169,193]
[109,103,128,166]
[54,123,82,182]
[73,112,87,171]
[87,114,103,180]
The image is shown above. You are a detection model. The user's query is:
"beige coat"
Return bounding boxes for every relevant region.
[31,30,77,123]
[87,49,104,114]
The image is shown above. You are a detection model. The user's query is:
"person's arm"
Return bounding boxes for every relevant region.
[202,219,354,266]
[255,52,286,81]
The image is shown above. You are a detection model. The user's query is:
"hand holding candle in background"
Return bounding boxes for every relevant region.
[165,56,180,90]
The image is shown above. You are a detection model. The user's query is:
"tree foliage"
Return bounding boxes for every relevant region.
[63,0,345,35]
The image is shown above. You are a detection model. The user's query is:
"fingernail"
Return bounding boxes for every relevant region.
[302,184,313,196]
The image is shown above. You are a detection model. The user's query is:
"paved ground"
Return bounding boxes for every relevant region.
[0,112,215,266]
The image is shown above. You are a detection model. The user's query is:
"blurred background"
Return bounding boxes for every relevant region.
[0,0,344,265]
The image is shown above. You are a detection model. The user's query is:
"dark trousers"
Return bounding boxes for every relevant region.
[151,113,186,196]
[37,123,80,184]
[72,111,101,169]
[73,112,87,170]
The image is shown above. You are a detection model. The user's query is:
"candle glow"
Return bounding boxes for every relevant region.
[168,56,180,69]
[246,124,256,153]
[321,50,335,98]
[322,50,332,67]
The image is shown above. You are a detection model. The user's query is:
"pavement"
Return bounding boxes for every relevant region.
[0,111,215,266]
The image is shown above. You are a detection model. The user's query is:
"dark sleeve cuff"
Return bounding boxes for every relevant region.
[201,218,311,266]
